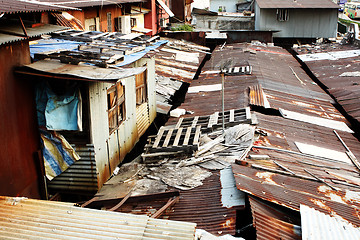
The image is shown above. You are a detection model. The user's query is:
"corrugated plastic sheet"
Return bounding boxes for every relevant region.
[256,0,339,9]
[300,205,360,240]
[0,196,196,240]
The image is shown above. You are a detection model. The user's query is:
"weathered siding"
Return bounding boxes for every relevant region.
[89,81,112,188]
[255,7,338,38]
[0,41,41,198]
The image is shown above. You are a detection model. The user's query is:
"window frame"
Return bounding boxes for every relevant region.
[107,82,125,134]
[276,9,289,22]
[135,70,148,106]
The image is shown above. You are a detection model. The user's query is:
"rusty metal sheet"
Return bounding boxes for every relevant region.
[294,43,360,126]
[232,164,360,227]
[0,0,72,14]
[249,196,301,240]
[0,196,196,240]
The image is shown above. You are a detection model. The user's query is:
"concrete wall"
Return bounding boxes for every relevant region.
[255,4,338,38]
[194,14,254,30]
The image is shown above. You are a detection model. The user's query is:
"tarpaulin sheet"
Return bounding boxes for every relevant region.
[40,130,80,180]
[30,39,83,58]
[115,40,168,66]
[36,82,82,131]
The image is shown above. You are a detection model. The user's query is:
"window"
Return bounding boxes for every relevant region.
[135,70,147,105]
[107,12,112,32]
[107,82,125,133]
[130,17,137,28]
[276,9,289,21]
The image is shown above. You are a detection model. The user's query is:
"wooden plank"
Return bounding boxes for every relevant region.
[173,128,183,147]
[152,128,165,148]
[175,117,183,129]
[193,125,201,145]
[245,107,251,120]
[213,112,219,125]
[71,31,91,37]
[163,129,173,147]
[208,112,219,128]
[191,116,199,128]
[230,109,235,122]
[183,127,192,145]
[241,66,245,73]
[90,32,110,39]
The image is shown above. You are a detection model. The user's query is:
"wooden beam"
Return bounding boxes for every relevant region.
[173,128,183,146]
[183,127,192,145]
[150,196,180,219]
[108,189,133,211]
[163,129,173,147]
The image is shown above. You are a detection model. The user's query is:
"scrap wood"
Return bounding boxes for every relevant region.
[177,154,215,168]
[195,135,224,157]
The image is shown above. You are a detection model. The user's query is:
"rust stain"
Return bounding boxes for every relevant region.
[256,172,280,186]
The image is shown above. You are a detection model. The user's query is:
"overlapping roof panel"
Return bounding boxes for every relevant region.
[294,43,360,126]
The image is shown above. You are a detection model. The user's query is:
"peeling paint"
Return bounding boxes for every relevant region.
[256,172,279,186]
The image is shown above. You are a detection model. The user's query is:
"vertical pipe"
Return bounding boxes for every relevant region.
[221,72,225,135]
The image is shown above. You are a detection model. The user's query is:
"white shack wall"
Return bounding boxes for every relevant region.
[255,6,338,38]
[88,58,156,189]
[88,81,112,188]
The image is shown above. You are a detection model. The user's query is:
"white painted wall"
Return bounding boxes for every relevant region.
[192,0,210,10]
[89,57,157,188]
[255,6,338,38]
[210,0,238,13]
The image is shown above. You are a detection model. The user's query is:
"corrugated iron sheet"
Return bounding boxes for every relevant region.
[136,102,151,137]
[164,42,360,232]
[256,0,339,9]
[0,24,68,45]
[41,0,145,8]
[48,144,98,192]
[294,43,360,126]
[20,60,147,81]
[0,0,72,14]
[249,196,301,240]
[155,38,210,83]
[0,196,196,240]
[300,204,360,240]
[167,171,241,236]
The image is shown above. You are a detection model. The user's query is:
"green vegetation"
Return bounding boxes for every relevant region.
[170,24,194,32]
[339,18,360,28]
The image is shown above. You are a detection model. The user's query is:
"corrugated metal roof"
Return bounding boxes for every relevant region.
[300,204,360,240]
[164,42,360,231]
[0,0,74,14]
[294,43,360,128]
[249,196,301,240]
[155,38,210,84]
[0,24,68,45]
[255,0,339,9]
[39,0,145,8]
[20,59,147,82]
[0,196,196,240]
